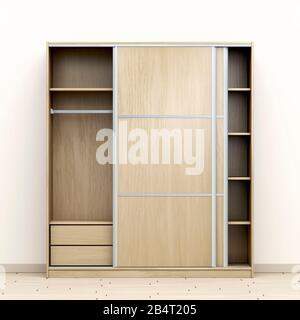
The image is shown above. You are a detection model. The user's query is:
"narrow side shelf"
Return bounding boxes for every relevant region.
[50,108,113,114]
[50,221,113,225]
[228,88,251,92]
[228,221,251,225]
[228,132,250,136]
[227,46,252,268]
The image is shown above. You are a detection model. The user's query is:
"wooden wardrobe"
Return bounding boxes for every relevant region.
[46,43,253,277]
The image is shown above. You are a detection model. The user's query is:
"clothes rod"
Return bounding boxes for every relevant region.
[50,109,113,114]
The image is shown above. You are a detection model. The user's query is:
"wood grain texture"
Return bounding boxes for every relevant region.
[217,197,224,267]
[52,114,112,221]
[51,246,112,266]
[50,226,112,245]
[51,47,112,88]
[217,119,224,193]
[228,92,250,132]
[228,136,249,177]
[50,88,113,91]
[117,197,212,267]
[118,47,211,115]
[48,268,252,278]
[217,48,224,115]
[229,180,250,221]
[228,48,250,88]
[228,47,252,270]
[50,221,112,225]
[118,118,211,194]
[51,91,112,110]
[228,225,249,264]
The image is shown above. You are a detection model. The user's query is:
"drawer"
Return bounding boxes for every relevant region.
[50,246,112,266]
[50,225,112,245]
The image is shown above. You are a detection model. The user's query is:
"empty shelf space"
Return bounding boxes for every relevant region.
[50,221,113,225]
[50,90,112,111]
[228,47,251,88]
[228,132,250,136]
[229,180,250,221]
[50,88,113,91]
[228,135,250,177]
[50,47,113,88]
[51,109,112,114]
[228,221,251,225]
[228,91,250,132]
[228,225,250,265]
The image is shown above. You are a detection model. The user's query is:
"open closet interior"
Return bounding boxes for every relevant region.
[48,47,113,266]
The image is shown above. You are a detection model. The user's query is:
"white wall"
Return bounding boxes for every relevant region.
[0,0,300,266]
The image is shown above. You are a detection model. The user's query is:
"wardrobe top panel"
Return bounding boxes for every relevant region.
[47,42,253,48]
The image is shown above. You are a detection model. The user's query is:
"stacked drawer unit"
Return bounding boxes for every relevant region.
[50,224,113,266]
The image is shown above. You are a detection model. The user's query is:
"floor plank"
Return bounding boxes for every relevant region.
[0,273,299,300]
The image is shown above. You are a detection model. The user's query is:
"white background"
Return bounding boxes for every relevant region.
[0,0,300,267]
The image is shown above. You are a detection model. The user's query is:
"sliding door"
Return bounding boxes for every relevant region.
[116,47,224,267]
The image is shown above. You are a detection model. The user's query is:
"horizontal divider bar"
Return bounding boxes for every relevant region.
[50,221,113,225]
[228,88,251,91]
[118,193,224,197]
[228,132,251,136]
[50,245,113,247]
[51,109,113,114]
[118,115,224,119]
[228,221,251,225]
[228,177,251,180]
[50,88,113,91]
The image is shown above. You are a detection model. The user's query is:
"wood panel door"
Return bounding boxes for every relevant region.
[117,47,215,267]
[118,197,212,267]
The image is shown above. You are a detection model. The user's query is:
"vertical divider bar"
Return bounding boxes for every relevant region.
[112,46,118,267]
[223,48,229,267]
[211,47,217,267]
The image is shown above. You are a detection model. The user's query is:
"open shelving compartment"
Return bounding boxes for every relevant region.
[48,46,114,267]
[227,47,252,267]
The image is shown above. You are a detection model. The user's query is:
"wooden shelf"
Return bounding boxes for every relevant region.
[228,132,251,136]
[50,109,112,114]
[228,221,251,225]
[228,177,251,181]
[50,220,113,225]
[228,264,251,269]
[50,88,113,92]
[228,88,251,92]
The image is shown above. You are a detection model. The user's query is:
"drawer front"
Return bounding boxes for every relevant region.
[50,225,112,245]
[51,246,112,266]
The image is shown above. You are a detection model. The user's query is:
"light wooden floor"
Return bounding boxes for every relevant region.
[0,273,300,300]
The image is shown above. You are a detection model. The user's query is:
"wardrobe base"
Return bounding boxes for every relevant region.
[48,267,253,278]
